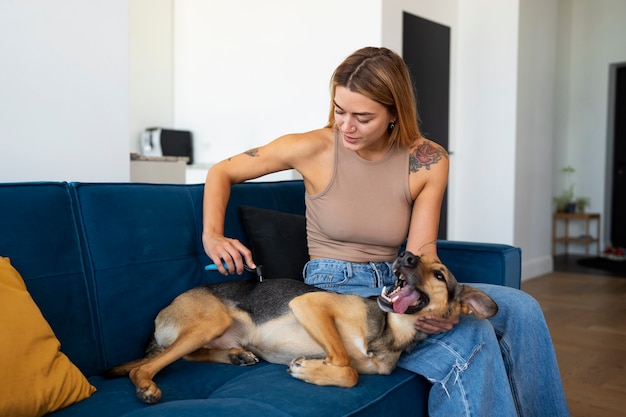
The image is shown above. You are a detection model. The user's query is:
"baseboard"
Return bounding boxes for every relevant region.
[522,255,553,281]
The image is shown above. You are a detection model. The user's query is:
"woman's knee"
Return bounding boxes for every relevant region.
[398,318,504,384]
[473,284,543,319]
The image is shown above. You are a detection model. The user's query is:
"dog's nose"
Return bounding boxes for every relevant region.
[399,251,419,267]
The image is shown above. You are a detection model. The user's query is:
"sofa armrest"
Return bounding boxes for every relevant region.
[437,240,521,289]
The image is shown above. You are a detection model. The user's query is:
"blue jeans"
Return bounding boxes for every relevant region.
[303,259,570,417]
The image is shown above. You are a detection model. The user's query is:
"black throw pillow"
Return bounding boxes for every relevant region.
[238,205,309,281]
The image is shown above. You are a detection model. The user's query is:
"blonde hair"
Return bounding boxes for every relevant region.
[326,47,423,148]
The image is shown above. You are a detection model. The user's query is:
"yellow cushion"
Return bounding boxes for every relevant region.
[0,257,96,417]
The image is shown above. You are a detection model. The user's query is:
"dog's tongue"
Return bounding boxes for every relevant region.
[393,286,420,314]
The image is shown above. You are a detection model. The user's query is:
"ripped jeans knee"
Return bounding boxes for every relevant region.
[426,340,484,401]
[396,316,517,417]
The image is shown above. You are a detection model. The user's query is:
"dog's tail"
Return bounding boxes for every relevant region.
[101,335,165,378]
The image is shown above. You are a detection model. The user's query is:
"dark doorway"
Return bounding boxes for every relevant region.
[402,12,451,239]
[611,65,626,247]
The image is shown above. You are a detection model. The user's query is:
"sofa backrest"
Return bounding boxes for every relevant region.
[0,180,307,376]
[0,183,101,375]
[438,241,521,288]
[71,183,211,371]
[72,180,307,373]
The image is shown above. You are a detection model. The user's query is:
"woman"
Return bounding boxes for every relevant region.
[202,47,569,416]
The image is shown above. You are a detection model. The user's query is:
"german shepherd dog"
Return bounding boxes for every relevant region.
[106,251,497,404]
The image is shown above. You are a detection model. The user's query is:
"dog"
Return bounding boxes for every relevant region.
[105,251,498,404]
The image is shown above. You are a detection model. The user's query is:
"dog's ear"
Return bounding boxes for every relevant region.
[458,285,498,319]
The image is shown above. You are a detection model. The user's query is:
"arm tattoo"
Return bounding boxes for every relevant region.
[226,148,259,161]
[409,140,448,173]
[244,148,260,157]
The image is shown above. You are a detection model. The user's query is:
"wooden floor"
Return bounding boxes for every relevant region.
[522,270,626,417]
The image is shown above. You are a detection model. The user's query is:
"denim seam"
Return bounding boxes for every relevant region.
[497,330,522,417]
[369,262,380,288]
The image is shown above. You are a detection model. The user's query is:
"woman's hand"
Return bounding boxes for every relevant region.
[415,315,460,334]
[203,234,255,275]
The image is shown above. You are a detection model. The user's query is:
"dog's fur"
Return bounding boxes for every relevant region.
[105,252,497,404]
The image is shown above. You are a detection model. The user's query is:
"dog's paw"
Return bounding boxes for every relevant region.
[287,357,305,381]
[130,368,162,404]
[288,357,358,388]
[287,357,316,381]
[229,350,259,366]
[288,357,306,371]
[135,383,162,404]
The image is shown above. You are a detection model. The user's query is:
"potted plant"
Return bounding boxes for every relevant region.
[576,197,590,213]
[553,166,576,213]
[562,166,576,212]
[552,194,569,213]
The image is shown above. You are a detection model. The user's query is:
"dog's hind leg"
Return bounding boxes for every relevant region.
[287,293,360,388]
[129,327,223,403]
[127,291,238,404]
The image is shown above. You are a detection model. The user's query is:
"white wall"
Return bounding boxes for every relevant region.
[173,0,382,172]
[0,1,129,182]
[515,0,559,279]
[129,0,174,154]
[453,0,519,245]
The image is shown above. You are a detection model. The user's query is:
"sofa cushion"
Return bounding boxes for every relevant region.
[71,183,211,370]
[0,182,100,375]
[48,360,429,417]
[0,257,96,417]
[239,205,309,280]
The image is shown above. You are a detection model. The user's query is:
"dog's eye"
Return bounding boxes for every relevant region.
[434,270,446,282]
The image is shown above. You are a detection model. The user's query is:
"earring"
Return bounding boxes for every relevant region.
[389,121,396,130]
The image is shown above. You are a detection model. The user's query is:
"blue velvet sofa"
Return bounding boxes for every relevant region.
[0,180,521,416]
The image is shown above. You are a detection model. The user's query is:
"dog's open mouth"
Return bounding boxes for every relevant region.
[377,273,428,314]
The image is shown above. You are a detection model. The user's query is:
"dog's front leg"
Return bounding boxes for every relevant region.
[287,356,359,388]
[287,294,359,388]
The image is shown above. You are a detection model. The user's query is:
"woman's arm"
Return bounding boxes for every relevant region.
[404,140,457,334]
[405,140,449,259]
[202,159,254,276]
[202,136,295,275]
[202,128,332,275]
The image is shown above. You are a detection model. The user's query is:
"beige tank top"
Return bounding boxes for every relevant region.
[305,130,413,263]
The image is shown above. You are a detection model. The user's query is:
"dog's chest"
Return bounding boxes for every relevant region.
[364,306,422,353]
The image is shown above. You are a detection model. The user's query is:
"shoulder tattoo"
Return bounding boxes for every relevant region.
[409,140,448,173]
